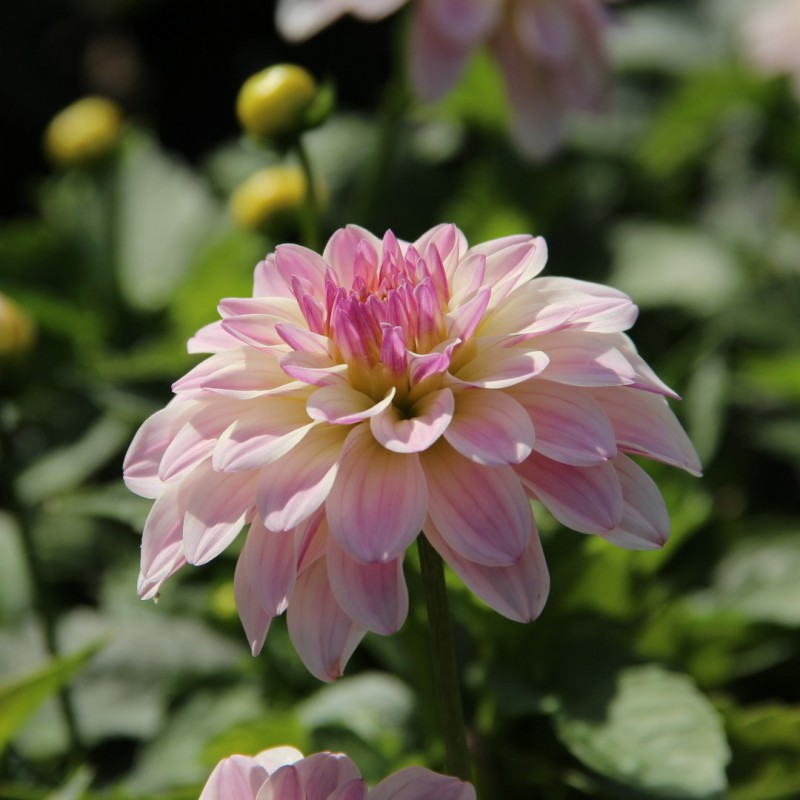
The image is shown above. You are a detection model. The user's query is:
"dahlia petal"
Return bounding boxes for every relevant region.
[370,767,477,800]
[510,381,617,466]
[370,388,454,453]
[276,0,406,41]
[591,387,702,475]
[234,550,273,657]
[428,0,499,45]
[174,347,296,398]
[421,441,531,566]
[253,748,304,776]
[615,337,680,399]
[275,243,327,296]
[124,400,199,498]
[253,254,294,298]
[256,424,347,531]
[294,752,362,800]
[327,536,409,635]
[257,765,302,800]
[446,285,491,341]
[412,223,466,280]
[138,481,188,599]
[479,237,549,307]
[448,252,486,305]
[492,26,565,159]
[410,3,476,101]
[452,346,549,389]
[279,351,350,386]
[200,754,267,800]
[182,464,257,565]
[296,511,328,573]
[478,282,575,339]
[514,0,576,62]
[515,452,623,533]
[601,456,670,550]
[328,779,368,800]
[218,296,306,320]
[408,339,460,384]
[212,399,316,472]
[326,425,428,563]
[307,384,395,425]
[425,518,549,623]
[275,322,336,356]
[286,558,366,681]
[534,331,637,387]
[242,517,298,615]
[444,388,534,465]
[159,399,247,482]
[188,320,241,354]
[323,225,383,287]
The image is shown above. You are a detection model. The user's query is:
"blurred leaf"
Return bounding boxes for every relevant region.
[116,133,219,311]
[202,711,310,765]
[609,6,721,74]
[297,672,414,748]
[739,351,800,403]
[45,483,151,532]
[170,229,266,341]
[611,223,740,315]
[685,354,729,465]
[704,531,800,626]
[555,665,729,798]
[0,641,102,753]
[0,513,32,623]
[728,704,800,800]
[753,418,800,466]
[16,415,132,505]
[44,767,93,800]
[0,219,66,282]
[639,67,765,178]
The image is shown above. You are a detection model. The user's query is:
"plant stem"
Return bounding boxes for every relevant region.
[417,535,472,782]
[294,137,321,251]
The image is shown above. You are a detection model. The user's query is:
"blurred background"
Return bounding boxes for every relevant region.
[1,0,799,798]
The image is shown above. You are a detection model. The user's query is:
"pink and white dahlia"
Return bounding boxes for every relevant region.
[275,0,610,159]
[200,746,475,800]
[124,223,700,681]
[741,0,800,98]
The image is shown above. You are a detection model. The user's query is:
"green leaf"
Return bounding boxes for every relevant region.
[116,133,219,311]
[555,665,730,798]
[201,712,310,766]
[611,223,741,315]
[44,767,94,800]
[739,351,800,403]
[297,672,414,747]
[0,513,32,623]
[0,641,102,753]
[705,531,800,626]
[15,415,132,505]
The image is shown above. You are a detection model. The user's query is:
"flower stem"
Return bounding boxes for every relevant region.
[416,535,472,782]
[294,137,321,251]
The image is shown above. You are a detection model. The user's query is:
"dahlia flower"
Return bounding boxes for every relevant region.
[200,747,475,800]
[124,223,700,681]
[741,0,800,98]
[275,0,610,159]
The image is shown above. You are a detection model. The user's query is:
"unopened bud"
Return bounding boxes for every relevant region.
[0,294,35,359]
[236,65,318,142]
[230,165,308,232]
[44,97,123,168]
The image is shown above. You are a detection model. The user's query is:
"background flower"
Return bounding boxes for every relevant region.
[275,0,610,158]
[124,223,699,681]
[200,747,475,800]
[740,0,800,97]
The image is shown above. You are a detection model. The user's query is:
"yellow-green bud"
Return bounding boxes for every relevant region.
[230,165,308,232]
[0,294,35,359]
[236,65,318,142]
[44,96,123,168]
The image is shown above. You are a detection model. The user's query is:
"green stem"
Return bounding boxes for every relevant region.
[294,137,321,251]
[417,535,472,781]
[0,418,84,763]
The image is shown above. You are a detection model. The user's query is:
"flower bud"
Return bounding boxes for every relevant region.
[229,165,307,232]
[236,64,318,142]
[0,294,35,359]
[44,97,124,168]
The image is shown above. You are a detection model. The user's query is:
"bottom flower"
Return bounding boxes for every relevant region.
[200,747,475,800]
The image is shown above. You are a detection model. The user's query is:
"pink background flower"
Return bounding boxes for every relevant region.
[124,224,700,681]
[199,747,475,800]
[275,0,610,158]
[741,0,800,97]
